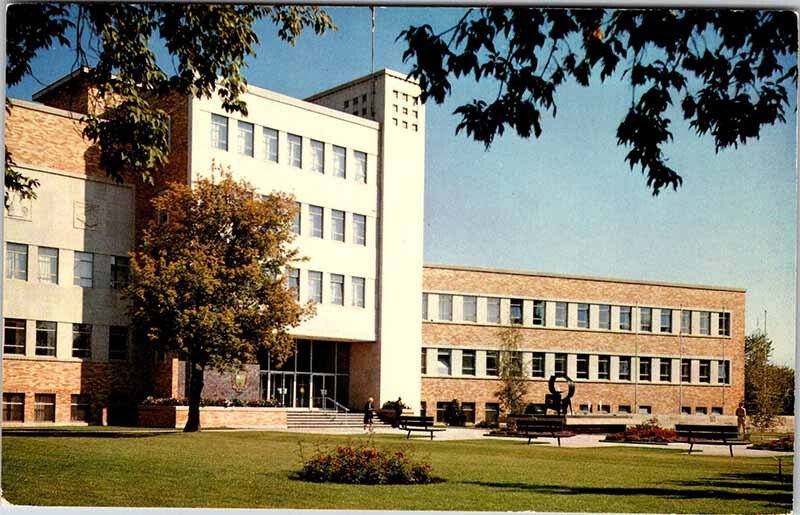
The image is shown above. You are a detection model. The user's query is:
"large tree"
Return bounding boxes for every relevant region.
[5,3,334,204]
[126,167,312,432]
[399,8,797,195]
[744,329,794,433]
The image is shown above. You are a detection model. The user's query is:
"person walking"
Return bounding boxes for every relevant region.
[363,397,375,432]
[736,401,747,435]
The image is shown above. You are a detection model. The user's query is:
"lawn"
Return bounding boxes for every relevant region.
[2,430,792,513]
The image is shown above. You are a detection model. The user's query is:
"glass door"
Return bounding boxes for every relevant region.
[295,374,310,408]
[268,373,294,408]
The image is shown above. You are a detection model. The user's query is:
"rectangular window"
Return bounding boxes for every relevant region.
[6,242,28,280]
[486,298,500,324]
[554,353,567,377]
[531,352,545,378]
[598,304,610,329]
[485,403,500,426]
[38,247,58,284]
[577,303,590,328]
[352,277,365,308]
[292,202,301,235]
[110,256,130,289]
[309,205,323,238]
[331,209,345,242]
[352,213,366,245]
[463,296,477,322]
[695,406,707,415]
[532,300,546,326]
[711,407,723,415]
[555,302,567,327]
[436,402,448,423]
[354,151,367,183]
[420,349,427,374]
[718,312,731,336]
[437,349,452,376]
[35,321,57,357]
[332,145,346,178]
[618,405,631,414]
[73,251,93,288]
[34,393,55,422]
[308,271,322,303]
[439,294,453,321]
[263,127,278,162]
[237,121,254,157]
[577,354,589,379]
[287,268,300,300]
[109,326,128,361]
[210,114,228,150]
[717,361,730,384]
[639,405,652,415]
[72,323,92,358]
[681,406,692,414]
[2,393,24,422]
[288,133,302,168]
[4,318,26,354]
[310,139,324,173]
[699,360,711,383]
[598,355,610,380]
[330,273,344,305]
[681,359,692,382]
[486,351,498,376]
[462,402,475,424]
[71,394,90,422]
[681,310,692,334]
[619,306,632,331]
[510,299,523,325]
[660,358,672,381]
[508,351,523,375]
[640,307,652,332]
[462,350,476,376]
[422,293,428,319]
[699,312,710,335]
[619,356,631,381]
[660,309,672,333]
[639,357,652,381]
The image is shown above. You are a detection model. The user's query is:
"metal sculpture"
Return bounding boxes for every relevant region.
[545,374,575,415]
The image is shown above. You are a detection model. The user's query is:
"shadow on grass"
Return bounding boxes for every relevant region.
[2,429,178,438]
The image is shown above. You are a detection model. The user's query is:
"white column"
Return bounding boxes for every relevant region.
[710,312,720,336]
[610,355,620,381]
[567,303,577,328]
[25,319,36,356]
[500,298,511,325]
[476,350,487,376]
[710,360,720,383]
[589,354,599,380]
[522,352,533,377]
[691,311,701,336]
[477,297,488,324]
[425,348,437,375]
[60,249,74,287]
[652,308,661,333]
[452,296,464,323]
[610,306,620,331]
[27,245,38,283]
[545,301,557,328]
[452,349,463,376]
[652,358,661,382]
[522,300,534,326]
[544,353,555,377]
[691,359,700,383]
[56,322,72,359]
[671,357,681,384]
[589,304,600,330]
[428,294,439,321]
[567,354,577,378]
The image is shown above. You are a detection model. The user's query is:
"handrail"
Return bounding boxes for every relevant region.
[312,396,350,415]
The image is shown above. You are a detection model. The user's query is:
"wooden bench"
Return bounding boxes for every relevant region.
[674,424,749,456]
[398,415,445,440]
[512,415,576,447]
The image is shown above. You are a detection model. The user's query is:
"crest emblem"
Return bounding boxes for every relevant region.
[232,372,248,392]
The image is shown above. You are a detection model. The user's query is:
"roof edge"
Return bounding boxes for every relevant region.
[305,68,417,102]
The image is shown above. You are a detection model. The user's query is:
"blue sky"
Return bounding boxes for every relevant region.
[9,7,797,365]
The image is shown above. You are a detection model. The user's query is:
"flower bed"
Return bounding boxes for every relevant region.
[140,396,281,408]
[749,435,793,452]
[297,444,435,485]
[605,418,677,443]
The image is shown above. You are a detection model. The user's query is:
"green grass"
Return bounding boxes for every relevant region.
[2,430,792,512]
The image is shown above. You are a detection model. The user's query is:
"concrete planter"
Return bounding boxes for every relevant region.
[138,405,288,429]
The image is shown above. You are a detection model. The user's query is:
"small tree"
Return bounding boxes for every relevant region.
[744,329,786,434]
[494,328,528,416]
[127,165,312,432]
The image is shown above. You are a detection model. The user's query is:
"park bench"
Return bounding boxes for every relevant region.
[512,415,576,447]
[674,424,749,456]
[398,415,445,440]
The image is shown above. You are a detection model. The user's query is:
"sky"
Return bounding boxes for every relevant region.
[8,7,797,366]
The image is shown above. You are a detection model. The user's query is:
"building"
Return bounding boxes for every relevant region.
[2,68,744,426]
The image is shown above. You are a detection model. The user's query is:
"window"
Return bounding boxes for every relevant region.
[699,360,711,383]
[210,114,228,150]
[263,127,278,162]
[577,354,589,379]
[554,353,567,377]
[237,121,254,156]
[699,311,710,335]
[287,268,300,300]
[38,247,58,284]
[310,140,324,173]
[487,298,500,324]
[4,318,26,354]
[436,401,448,423]
[332,145,346,177]
[110,256,130,289]
[639,357,652,381]
[507,351,523,375]
[681,359,692,382]
[598,355,610,380]
[287,134,302,168]
[6,242,28,280]
[531,352,545,378]
[34,394,55,422]
[555,302,567,327]
[73,251,93,287]
[485,403,500,425]
[660,309,672,333]
[352,213,366,245]
[681,406,692,414]
[695,407,707,415]
[598,305,610,329]
[711,407,724,415]
[619,306,632,331]
[618,405,631,414]
[533,300,545,326]
[718,361,730,384]
[352,277,365,308]
[660,358,672,381]
[619,356,631,381]
[35,321,57,356]
[439,294,453,321]
[598,404,611,414]
[577,303,590,328]
[422,293,428,319]
[309,205,323,238]
[354,151,367,183]
[640,307,652,332]
[462,402,475,424]
[462,350,476,375]
[292,202,301,234]
[109,326,128,361]
[420,349,427,374]
[463,296,477,322]
[71,394,90,422]
[639,405,652,414]
[510,299,523,325]
[579,404,592,414]
[437,349,452,375]
[330,274,344,305]
[331,209,345,242]
[308,271,322,303]
[718,312,731,336]
[72,323,92,358]
[3,393,24,422]
[681,310,692,334]
[486,351,498,376]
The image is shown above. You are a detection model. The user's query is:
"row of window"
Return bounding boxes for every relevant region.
[2,393,90,423]
[423,293,731,336]
[286,269,366,308]
[293,203,367,245]
[3,319,128,360]
[5,243,129,289]
[422,348,731,384]
[211,114,368,183]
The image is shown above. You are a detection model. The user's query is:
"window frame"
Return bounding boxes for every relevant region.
[2,393,25,422]
[37,247,58,284]
[110,256,130,290]
[72,323,92,358]
[330,273,344,306]
[354,150,367,183]
[576,353,589,379]
[70,394,91,422]
[35,321,57,357]
[598,355,610,380]
[73,251,94,288]
[263,127,278,162]
[236,120,254,157]
[309,205,324,239]
[109,326,128,361]
[681,310,692,334]
[461,349,476,376]
[352,276,365,308]
[531,352,545,378]
[486,298,500,324]
[554,353,567,377]
[532,300,546,326]
[619,306,632,331]
[577,303,590,328]
[509,298,523,325]
[437,349,452,376]
[34,393,56,422]
[639,356,652,382]
[352,213,366,245]
[332,145,346,178]
[462,296,477,322]
[438,294,453,321]
[699,359,711,383]
[331,209,345,242]
[718,312,731,336]
[210,114,228,151]
[660,309,672,333]
[660,358,672,382]
[555,302,567,327]
[681,358,692,382]
[699,311,710,335]
[6,242,28,281]
[639,307,652,332]
[308,271,323,303]
[598,304,610,330]
[618,356,632,381]
[287,133,302,168]
[485,351,498,376]
[310,139,325,173]
[4,318,26,354]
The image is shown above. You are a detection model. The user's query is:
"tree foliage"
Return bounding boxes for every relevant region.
[5,3,334,204]
[126,166,312,431]
[494,328,528,415]
[744,329,794,433]
[399,8,797,195]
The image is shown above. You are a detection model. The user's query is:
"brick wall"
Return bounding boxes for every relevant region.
[201,364,261,401]
[138,405,287,429]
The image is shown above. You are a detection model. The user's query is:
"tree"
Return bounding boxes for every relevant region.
[126,166,312,432]
[399,8,797,195]
[494,328,528,416]
[5,4,334,204]
[744,329,793,433]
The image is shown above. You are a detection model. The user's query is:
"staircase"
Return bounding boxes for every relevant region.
[286,410,391,429]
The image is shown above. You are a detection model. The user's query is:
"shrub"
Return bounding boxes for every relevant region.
[140,396,282,408]
[297,443,435,485]
[750,435,793,451]
[606,418,677,443]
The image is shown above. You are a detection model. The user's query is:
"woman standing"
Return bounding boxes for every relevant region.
[363,397,375,432]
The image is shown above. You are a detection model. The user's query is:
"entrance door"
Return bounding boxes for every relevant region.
[312,375,335,409]
[269,373,294,408]
[295,374,310,408]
